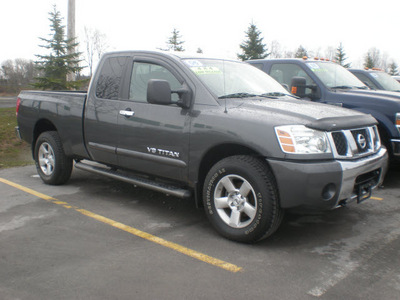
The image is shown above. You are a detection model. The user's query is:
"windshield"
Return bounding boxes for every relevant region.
[306,62,367,90]
[371,72,400,92]
[183,58,291,98]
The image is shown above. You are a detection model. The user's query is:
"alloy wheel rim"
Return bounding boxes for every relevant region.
[38,142,55,175]
[213,174,257,228]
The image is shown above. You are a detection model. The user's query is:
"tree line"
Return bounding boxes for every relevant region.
[0,6,106,93]
[236,23,399,75]
[1,13,399,93]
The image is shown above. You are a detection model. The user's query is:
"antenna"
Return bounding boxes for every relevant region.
[223,60,228,113]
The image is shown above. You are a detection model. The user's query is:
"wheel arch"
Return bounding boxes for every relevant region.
[194,143,268,207]
[31,119,58,157]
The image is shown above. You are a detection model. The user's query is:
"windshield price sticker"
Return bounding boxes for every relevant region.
[191,66,222,75]
[184,60,204,67]
[306,63,320,70]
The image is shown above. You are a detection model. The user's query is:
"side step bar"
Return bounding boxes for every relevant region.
[75,161,191,199]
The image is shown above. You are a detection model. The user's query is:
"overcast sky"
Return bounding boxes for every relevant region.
[2,0,399,71]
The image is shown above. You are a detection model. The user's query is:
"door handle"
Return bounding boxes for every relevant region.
[119,109,135,117]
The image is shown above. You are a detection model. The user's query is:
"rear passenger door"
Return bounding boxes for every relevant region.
[116,57,191,182]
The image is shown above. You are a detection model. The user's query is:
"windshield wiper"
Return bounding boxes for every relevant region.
[218,92,294,100]
[218,93,258,99]
[260,92,292,98]
[330,85,354,90]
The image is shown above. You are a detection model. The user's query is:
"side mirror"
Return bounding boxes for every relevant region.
[290,76,307,98]
[147,79,192,108]
[147,79,172,105]
[172,83,192,109]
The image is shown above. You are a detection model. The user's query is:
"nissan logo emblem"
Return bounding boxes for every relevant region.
[357,134,367,149]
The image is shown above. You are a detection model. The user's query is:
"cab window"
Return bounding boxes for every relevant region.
[95,56,128,100]
[270,63,315,91]
[354,73,378,89]
[129,62,182,102]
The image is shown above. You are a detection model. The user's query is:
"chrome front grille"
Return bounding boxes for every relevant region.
[328,125,381,159]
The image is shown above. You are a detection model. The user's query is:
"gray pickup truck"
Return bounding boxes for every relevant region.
[16,51,388,243]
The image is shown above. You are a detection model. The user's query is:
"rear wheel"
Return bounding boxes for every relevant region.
[34,131,73,185]
[203,155,283,243]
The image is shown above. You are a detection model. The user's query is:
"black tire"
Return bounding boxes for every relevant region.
[34,131,73,185]
[203,155,283,243]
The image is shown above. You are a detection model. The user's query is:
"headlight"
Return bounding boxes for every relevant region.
[275,125,331,154]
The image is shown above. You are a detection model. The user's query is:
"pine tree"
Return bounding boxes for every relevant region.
[166,28,185,52]
[335,43,351,68]
[294,45,308,58]
[364,48,382,69]
[34,6,83,90]
[237,23,269,61]
[388,62,399,75]
[364,53,375,69]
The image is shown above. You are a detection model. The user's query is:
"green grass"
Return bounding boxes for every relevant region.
[0,107,33,169]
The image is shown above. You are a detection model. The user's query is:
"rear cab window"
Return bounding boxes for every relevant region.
[95,56,128,100]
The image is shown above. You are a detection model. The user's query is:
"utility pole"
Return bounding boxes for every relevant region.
[67,0,76,81]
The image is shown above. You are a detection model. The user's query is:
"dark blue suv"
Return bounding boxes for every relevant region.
[248,58,400,162]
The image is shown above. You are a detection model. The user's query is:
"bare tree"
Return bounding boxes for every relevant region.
[83,27,108,76]
[1,59,39,91]
[324,46,336,61]
[269,40,283,58]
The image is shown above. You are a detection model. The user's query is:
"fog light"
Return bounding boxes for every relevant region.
[322,183,336,201]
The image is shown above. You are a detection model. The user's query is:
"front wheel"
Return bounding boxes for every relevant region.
[203,155,283,243]
[34,131,73,185]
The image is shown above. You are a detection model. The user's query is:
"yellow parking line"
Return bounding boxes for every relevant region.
[371,196,383,201]
[0,178,56,201]
[0,177,242,273]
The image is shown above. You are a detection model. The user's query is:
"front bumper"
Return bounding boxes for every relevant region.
[267,147,388,211]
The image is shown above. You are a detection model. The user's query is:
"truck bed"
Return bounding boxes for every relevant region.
[17,90,89,158]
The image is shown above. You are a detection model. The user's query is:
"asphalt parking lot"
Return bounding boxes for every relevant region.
[0,164,399,300]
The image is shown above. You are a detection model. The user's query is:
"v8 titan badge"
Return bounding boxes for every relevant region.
[147,147,180,158]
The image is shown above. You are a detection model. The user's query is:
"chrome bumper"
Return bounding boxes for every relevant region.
[267,147,388,211]
[336,147,388,205]
[391,139,400,156]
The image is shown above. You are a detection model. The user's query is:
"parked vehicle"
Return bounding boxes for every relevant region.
[349,68,400,92]
[248,58,400,161]
[16,51,388,243]
[392,75,400,83]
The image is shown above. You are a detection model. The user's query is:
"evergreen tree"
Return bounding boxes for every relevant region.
[364,48,382,69]
[294,45,308,58]
[34,6,83,90]
[335,43,351,68]
[388,62,399,75]
[364,52,375,69]
[237,23,269,61]
[166,28,185,52]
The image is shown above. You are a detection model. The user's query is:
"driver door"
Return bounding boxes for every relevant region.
[116,59,191,182]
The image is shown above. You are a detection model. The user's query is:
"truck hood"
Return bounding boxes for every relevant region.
[341,88,400,104]
[222,97,377,131]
